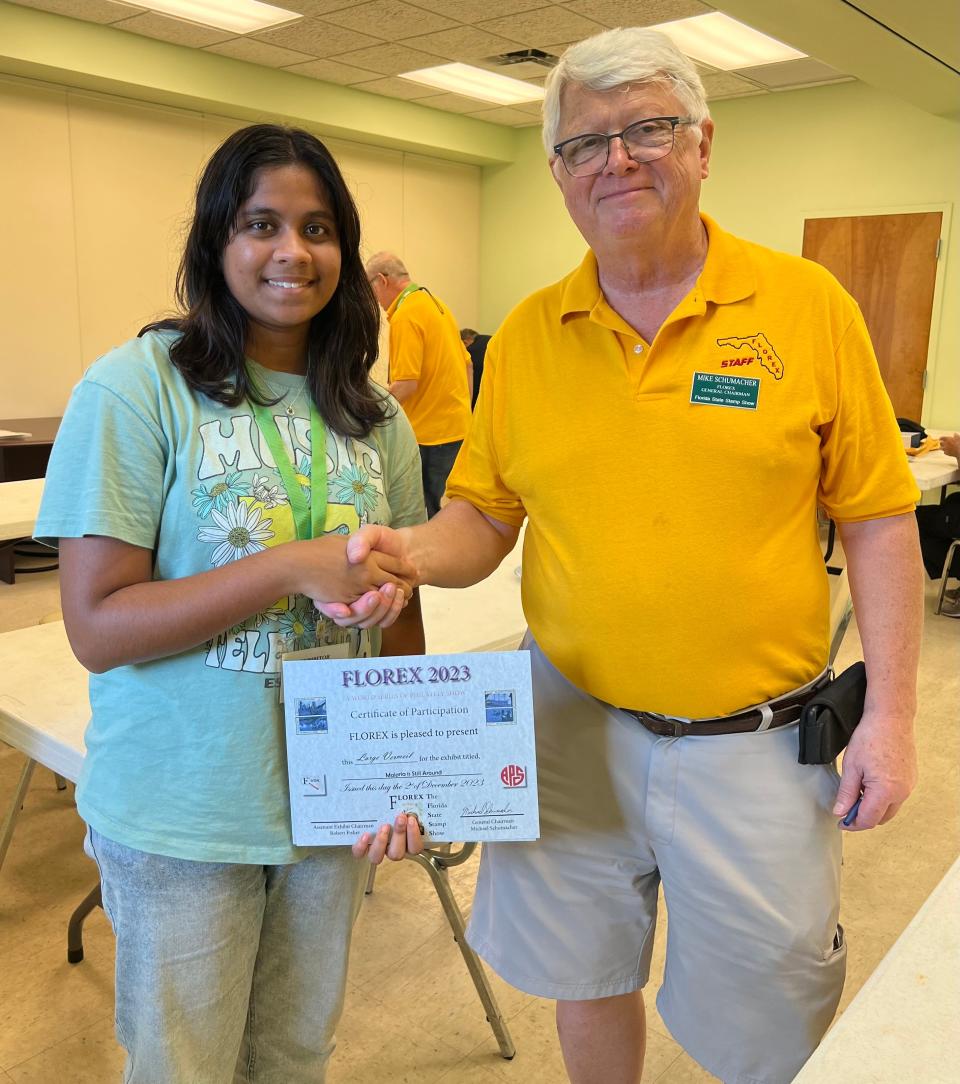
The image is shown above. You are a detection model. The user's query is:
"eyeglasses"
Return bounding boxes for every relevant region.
[553,116,691,177]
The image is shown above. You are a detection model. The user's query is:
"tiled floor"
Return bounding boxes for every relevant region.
[1,565,957,1082]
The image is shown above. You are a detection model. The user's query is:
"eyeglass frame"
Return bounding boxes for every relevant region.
[552,115,693,177]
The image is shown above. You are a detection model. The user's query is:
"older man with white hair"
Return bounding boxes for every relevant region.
[323,26,923,1083]
[365,250,472,517]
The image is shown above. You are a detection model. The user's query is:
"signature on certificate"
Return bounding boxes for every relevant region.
[462,802,517,817]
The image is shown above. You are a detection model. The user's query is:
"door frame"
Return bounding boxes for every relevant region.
[797,201,952,427]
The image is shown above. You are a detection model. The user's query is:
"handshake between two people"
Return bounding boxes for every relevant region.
[313,523,415,631]
[311,523,423,864]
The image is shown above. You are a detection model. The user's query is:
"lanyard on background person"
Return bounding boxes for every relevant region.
[394,283,445,316]
[248,398,327,541]
[393,282,421,311]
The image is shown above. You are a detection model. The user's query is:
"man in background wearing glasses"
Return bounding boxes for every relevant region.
[324,26,922,1083]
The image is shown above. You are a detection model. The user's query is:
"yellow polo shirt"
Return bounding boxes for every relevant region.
[446,215,919,716]
[387,286,471,446]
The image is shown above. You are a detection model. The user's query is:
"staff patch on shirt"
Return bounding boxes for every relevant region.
[716,332,784,380]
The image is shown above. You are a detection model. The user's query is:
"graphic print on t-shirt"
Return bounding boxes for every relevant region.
[716,332,784,379]
[191,412,386,677]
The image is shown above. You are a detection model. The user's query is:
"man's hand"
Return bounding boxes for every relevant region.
[314,524,417,629]
[836,513,923,831]
[939,432,960,462]
[832,709,918,830]
[353,812,425,864]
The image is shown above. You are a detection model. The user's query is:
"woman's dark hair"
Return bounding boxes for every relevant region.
[142,124,387,437]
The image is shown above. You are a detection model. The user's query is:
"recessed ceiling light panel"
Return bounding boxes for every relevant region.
[400,63,545,105]
[652,12,806,71]
[144,0,301,35]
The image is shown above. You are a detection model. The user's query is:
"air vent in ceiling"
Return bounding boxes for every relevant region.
[484,49,559,79]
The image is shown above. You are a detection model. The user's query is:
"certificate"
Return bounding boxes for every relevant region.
[282,651,538,845]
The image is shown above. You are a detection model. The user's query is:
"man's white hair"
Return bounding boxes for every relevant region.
[542,27,710,155]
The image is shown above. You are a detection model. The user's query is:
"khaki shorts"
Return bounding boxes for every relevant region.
[466,637,846,1084]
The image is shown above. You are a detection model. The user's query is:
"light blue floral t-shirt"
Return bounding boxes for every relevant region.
[35,330,426,863]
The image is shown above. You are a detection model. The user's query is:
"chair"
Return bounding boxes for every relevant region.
[363,838,515,1058]
[0,539,58,584]
[407,842,515,1059]
[934,539,960,616]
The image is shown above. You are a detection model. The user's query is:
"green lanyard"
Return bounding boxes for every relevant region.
[249,398,327,541]
[393,282,422,310]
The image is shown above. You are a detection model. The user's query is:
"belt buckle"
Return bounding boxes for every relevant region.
[646,712,690,737]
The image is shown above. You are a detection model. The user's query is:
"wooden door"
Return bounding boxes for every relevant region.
[802,212,941,418]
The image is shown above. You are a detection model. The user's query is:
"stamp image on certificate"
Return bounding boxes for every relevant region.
[282,652,538,846]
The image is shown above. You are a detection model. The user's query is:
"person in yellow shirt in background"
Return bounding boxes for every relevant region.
[327,27,924,1084]
[366,252,472,517]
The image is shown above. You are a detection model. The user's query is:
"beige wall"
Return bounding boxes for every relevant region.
[0,73,480,417]
[478,80,960,429]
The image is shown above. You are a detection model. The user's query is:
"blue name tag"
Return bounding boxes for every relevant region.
[690,371,760,410]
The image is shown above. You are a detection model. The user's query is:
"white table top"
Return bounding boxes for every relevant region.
[0,478,45,539]
[794,857,960,1083]
[908,449,960,491]
[909,428,960,492]
[0,621,88,781]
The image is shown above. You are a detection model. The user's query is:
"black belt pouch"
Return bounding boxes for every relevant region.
[797,661,867,764]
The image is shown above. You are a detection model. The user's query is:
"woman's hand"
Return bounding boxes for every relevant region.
[315,525,417,628]
[353,812,425,864]
[291,534,415,605]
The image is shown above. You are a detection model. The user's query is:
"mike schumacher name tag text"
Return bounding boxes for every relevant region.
[283,652,538,845]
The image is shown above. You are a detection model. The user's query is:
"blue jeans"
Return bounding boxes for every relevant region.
[86,828,366,1083]
[419,440,462,518]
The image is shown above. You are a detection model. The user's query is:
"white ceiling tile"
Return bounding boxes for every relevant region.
[350,75,439,98]
[465,104,541,125]
[767,77,855,93]
[471,55,557,78]
[401,26,527,62]
[536,41,580,59]
[736,57,849,89]
[398,0,545,19]
[253,18,381,56]
[279,0,383,13]
[111,12,235,47]
[333,42,450,75]
[322,1,458,38]
[283,58,382,83]
[414,91,489,113]
[204,39,314,68]
[700,71,766,99]
[477,6,606,48]
[6,0,142,22]
[513,98,545,115]
[560,0,712,29]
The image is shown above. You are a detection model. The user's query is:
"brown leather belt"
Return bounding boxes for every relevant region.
[620,671,832,738]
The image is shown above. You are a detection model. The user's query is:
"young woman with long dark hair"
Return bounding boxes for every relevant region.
[36,124,426,1082]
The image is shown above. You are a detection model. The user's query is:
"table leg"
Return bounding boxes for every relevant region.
[0,540,16,584]
[0,757,37,874]
[67,883,103,964]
